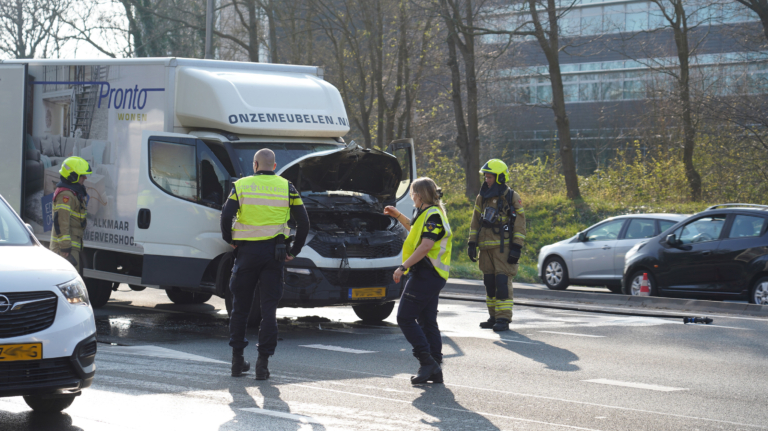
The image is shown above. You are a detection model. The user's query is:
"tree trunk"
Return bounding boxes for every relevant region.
[266,0,278,63]
[445,30,475,198]
[246,0,259,62]
[120,1,146,57]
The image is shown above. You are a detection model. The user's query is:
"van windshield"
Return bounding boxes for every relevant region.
[232,143,340,175]
[0,199,34,246]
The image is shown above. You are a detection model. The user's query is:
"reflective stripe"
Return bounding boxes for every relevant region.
[71,241,82,249]
[469,230,477,236]
[517,207,525,214]
[240,197,289,207]
[232,222,289,240]
[474,205,482,213]
[51,235,72,242]
[514,233,526,239]
[53,204,71,211]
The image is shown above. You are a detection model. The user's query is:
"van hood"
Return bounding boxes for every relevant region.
[278,142,402,201]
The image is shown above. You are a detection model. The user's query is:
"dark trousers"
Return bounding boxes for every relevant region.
[228,241,284,356]
[396,266,446,361]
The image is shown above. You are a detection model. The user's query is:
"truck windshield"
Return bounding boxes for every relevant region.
[232,143,340,175]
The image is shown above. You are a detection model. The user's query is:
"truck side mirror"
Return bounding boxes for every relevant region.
[578,232,587,242]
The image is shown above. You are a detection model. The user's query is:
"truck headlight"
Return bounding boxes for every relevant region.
[58,278,90,306]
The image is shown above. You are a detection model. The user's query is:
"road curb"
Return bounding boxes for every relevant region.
[443,278,768,318]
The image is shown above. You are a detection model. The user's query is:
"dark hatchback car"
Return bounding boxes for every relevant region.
[623,204,768,304]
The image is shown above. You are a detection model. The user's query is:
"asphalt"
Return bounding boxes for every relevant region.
[441,278,768,318]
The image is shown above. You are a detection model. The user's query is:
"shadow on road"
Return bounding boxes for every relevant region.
[494,332,580,371]
[412,385,500,430]
[0,411,84,431]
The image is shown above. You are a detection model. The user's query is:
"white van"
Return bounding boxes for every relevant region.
[0,59,415,322]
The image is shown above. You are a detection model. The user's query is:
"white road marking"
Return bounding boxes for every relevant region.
[584,379,688,392]
[539,331,606,338]
[240,408,322,424]
[299,344,376,354]
[307,364,767,429]
[99,345,227,364]
[288,383,604,431]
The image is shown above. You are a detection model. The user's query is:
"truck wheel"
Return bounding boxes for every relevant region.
[165,288,212,305]
[352,302,395,323]
[23,394,76,413]
[84,278,112,308]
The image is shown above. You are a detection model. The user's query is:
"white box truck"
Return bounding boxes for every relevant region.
[0,58,416,322]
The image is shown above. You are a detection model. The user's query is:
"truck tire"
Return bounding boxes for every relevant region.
[84,278,112,308]
[23,394,76,413]
[165,288,212,305]
[352,302,395,323]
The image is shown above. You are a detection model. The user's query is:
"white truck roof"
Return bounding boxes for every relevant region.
[2,58,350,138]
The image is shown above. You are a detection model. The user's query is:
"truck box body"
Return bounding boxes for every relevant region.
[0,58,416,318]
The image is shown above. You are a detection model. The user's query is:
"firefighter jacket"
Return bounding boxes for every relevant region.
[50,187,88,254]
[468,187,526,252]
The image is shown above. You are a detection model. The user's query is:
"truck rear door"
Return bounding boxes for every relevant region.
[387,139,416,218]
[134,131,233,289]
[0,64,28,213]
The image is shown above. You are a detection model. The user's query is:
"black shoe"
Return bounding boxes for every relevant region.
[231,349,251,377]
[255,354,270,380]
[492,318,510,332]
[479,317,495,329]
[411,352,442,385]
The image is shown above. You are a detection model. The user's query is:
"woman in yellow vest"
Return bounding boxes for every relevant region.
[386,177,452,384]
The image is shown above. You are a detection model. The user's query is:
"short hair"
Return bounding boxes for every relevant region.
[254,148,276,169]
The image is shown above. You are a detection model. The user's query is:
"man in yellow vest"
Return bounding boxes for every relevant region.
[467,159,526,332]
[220,149,309,379]
[50,156,92,272]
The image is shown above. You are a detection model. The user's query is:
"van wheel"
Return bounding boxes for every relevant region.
[129,284,146,291]
[749,276,768,305]
[543,257,569,290]
[165,288,212,304]
[23,394,76,413]
[352,302,395,322]
[84,278,112,308]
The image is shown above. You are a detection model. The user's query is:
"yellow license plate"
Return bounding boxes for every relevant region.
[0,343,42,362]
[348,287,386,299]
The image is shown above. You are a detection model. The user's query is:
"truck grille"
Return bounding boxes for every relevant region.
[320,268,395,287]
[0,291,58,338]
[308,238,403,258]
[0,357,79,389]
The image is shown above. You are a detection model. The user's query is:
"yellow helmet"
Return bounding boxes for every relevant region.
[59,156,93,183]
[479,159,509,184]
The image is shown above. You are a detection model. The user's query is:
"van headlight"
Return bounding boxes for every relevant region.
[58,278,90,306]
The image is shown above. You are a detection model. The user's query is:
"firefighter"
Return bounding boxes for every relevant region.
[220,149,309,380]
[51,156,91,272]
[467,159,526,332]
[387,177,452,384]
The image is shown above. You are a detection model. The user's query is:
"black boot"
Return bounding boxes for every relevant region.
[492,318,510,332]
[255,354,270,380]
[411,352,442,384]
[479,316,495,329]
[231,348,250,377]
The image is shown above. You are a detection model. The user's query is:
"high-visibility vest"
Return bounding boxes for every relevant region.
[403,206,452,280]
[231,174,292,241]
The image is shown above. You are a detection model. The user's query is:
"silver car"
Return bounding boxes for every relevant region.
[537,214,688,292]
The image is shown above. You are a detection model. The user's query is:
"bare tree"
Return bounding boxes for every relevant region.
[0,0,70,59]
[735,0,768,40]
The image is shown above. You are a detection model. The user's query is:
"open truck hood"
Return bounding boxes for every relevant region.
[278,142,402,201]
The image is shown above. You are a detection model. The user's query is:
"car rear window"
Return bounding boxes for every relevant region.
[728,215,766,238]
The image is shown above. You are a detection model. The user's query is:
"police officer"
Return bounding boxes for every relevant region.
[51,157,91,271]
[387,177,452,384]
[220,149,309,379]
[467,159,526,332]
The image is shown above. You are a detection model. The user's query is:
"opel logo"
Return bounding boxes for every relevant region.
[0,295,10,313]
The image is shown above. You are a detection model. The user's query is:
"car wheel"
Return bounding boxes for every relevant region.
[165,288,212,304]
[543,257,569,290]
[749,276,768,305]
[23,394,76,413]
[627,270,657,296]
[84,278,112,308]
[352,302,396,322]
